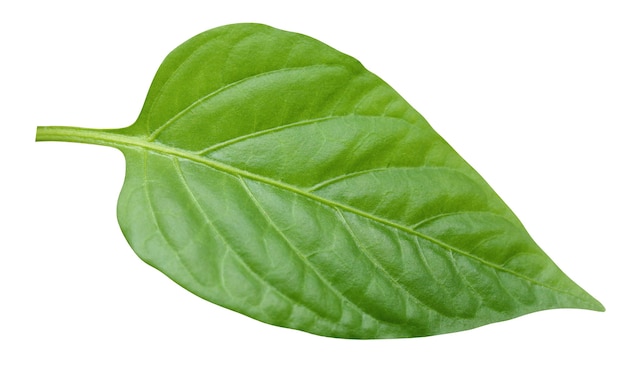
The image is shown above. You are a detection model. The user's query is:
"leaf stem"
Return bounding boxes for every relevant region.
[35,126,126,148]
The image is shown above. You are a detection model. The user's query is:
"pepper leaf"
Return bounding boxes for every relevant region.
[36,23,603,338]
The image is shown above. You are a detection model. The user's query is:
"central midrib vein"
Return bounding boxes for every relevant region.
[35,125,586,301]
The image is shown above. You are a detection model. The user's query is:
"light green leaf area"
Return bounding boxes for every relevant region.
[36,23,603,338]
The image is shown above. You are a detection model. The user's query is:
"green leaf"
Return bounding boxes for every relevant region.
[35,23,603,338]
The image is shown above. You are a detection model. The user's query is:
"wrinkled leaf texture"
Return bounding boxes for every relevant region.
[36,23,603,338]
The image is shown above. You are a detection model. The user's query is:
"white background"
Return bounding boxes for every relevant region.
[1,1,624,374]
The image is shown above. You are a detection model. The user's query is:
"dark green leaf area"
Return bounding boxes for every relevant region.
[71,23,601,338]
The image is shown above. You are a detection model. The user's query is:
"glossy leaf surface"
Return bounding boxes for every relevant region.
[36,23,603,338]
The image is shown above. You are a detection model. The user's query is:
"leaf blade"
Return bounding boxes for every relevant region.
[36,23,603,338]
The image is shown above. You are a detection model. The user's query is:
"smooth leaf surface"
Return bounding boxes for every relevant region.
[36,23,603,338]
